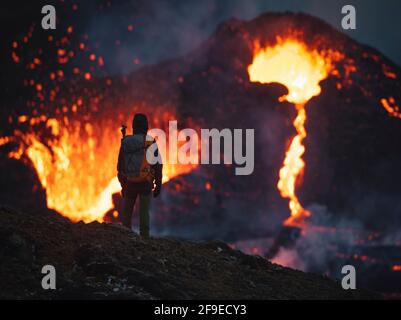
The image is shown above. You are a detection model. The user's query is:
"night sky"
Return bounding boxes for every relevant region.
[87,0,401,74]
[2,0,401,74]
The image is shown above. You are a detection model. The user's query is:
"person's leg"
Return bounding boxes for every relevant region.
[139,193,151,238]
[122,195,136,229]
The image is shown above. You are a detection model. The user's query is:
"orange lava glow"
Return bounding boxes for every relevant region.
[380,97,401,119]
[1,115,197,223]
[248,39,333,226]
[392,265,401,272]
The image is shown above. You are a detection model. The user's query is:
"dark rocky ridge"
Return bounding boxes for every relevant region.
[0,206,378,299]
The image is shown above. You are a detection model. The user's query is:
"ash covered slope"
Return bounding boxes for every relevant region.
[0,206,377,300]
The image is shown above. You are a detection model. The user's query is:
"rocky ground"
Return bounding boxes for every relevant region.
[0,206,379,300]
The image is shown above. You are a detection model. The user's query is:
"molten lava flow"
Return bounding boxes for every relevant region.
[248,39,332,226]
[248,41,328,104]
[1,115,197,223]
[5,119,123,223]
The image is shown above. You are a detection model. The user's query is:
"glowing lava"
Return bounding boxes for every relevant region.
[380,97,401,119]
[1,115,197,223]
[248,39,333,226]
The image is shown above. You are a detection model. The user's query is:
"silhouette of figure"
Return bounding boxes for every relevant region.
[117,113,162,238]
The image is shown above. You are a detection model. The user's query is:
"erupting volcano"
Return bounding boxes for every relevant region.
[1,8,401,294]
[2,0,401,299]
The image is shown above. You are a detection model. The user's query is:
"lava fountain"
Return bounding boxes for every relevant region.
[248,39,333,227]
[1,113,198,223]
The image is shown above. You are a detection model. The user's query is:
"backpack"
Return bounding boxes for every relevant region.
[121,134,155,183]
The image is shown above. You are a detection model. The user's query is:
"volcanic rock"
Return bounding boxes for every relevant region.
[0,206,378,299]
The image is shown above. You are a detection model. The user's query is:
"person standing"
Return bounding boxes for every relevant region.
[117,113,162,238]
